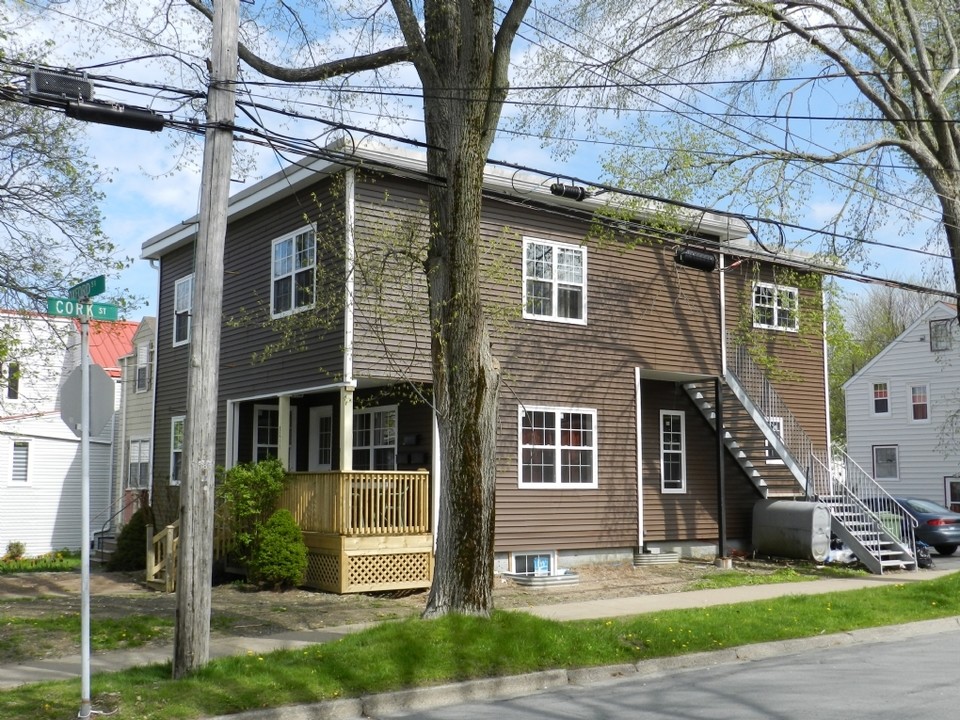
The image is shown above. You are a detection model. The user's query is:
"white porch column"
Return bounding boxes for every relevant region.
[340,386,354,471]
[278,394,291,470]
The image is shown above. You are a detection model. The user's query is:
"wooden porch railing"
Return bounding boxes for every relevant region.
[279,470,431,535]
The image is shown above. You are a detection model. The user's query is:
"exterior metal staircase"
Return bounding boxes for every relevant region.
[683,344,918,574]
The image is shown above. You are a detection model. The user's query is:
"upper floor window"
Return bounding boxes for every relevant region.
[660,410,686,493]
[135,342,151,393]
[170,416,185,485]
[910,384,930,422]
[930,319,953,352]
[4,362,20,399]
[522,238,586,324]
[519,406,597,487]
[353,406,397,471]
[752,282,798,331]
[271,227,316,318]
[11,440,29,484]
[872,382,890,415]
[173,275,193,346]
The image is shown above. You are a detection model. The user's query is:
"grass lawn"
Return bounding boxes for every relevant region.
[1,570,958,720]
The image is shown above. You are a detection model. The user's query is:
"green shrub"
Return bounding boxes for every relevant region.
[4,541,26,561]
[248,509,307,590]
[107,507,152,572]
[217,458,287,565]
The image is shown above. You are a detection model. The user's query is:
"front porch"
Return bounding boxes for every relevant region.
[280,470,433,594]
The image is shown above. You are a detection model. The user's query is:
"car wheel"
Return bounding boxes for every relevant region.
[934,544,958,556]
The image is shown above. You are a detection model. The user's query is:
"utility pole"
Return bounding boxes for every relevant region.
[173,0,239,678]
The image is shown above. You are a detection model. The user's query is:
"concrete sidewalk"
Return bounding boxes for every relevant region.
[2,566,958,716]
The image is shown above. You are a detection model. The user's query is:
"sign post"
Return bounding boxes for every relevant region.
[50,276,114,720]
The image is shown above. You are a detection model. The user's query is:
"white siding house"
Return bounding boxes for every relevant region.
[843,301,960,510]
[0,311,137,556]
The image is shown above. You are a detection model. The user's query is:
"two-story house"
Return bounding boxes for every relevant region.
[0,310,138,556]
[142,142,895,591]
[844,301,960,510]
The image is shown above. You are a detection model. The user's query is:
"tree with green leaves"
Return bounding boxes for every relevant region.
[517,1,960,299]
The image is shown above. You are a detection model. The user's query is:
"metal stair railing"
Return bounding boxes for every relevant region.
[809,452,917,572]
[727,345,830,493]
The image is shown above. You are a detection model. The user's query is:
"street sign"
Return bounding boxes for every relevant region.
[46,297,119,321]
[67,275,106,300]
[59,364,115,437]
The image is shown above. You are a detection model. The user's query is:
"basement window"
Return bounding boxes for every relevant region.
[512,551,555,577]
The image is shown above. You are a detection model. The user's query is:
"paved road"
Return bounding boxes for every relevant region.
[387,627,960,719]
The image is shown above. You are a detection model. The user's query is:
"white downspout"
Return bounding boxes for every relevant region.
[340,168,357,471]
[822,284,832,467]
[635,368,643,551]
[719,252,727,376]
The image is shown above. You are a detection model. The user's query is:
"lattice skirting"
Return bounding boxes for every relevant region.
[304,547,433,594]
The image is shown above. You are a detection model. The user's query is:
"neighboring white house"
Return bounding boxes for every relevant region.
[0,311,138,556]
[843,301,960,511]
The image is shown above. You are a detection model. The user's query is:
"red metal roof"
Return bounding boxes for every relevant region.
[79,320,139,378]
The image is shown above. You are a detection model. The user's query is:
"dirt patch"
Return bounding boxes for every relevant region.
[0,561,768,663]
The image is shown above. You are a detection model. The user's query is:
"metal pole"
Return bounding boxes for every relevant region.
[79,304,91,718]
[715,376,728,559]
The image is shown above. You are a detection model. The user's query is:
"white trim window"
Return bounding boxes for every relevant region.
[930,319,952,352]
[873,445,899,481]
[909,383,930,422]
[254,405,280,461]
[752,282,798,331]
[660,410,686,493]
[135,342,151,393]
[271,227,316,318]
[170,416,185,485]
[522,238,587,323]
[947,476,960,513]
[173,275,193,346]
[512,551,556,576]
[353,405,397,471]
[519,406,597,487]
[127,438,151,490]
[764,416,785,464]
[10,439,29,484]
[872,381,890,416]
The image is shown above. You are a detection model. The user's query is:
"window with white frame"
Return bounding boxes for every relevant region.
[271,227,316,318]
[254,405,280,461]
[173,275,193,346]
[872,382,890,415]
[660,410,686,492]
[512,551,555,576]
[170,416,185,485]
[522,238,587,323]
[910,384,930,422]
[127,439,150,489]
[519,407,597,487]
[10,440,29,483]
[135,342,151,393]
[765,416,784,464]
[353,406,397,471]
[947,477,960,513]
[752,282,798,331]
[930,319,953,352]
[873,445,899,480]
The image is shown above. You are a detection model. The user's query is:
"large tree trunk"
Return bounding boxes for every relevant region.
[419,0,507,617]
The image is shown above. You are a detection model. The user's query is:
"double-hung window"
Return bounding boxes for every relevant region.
[752,282,798,331]
[254,405,280,461]
[170,416,185,485]
[271,227,316,317]
[764,416,785,464]
[910,384,930,422]
[135,342,151,393]
[173,275,193,346]
[872,382,890,416]
[127,439,151,489]
[353,406,397,470]
[519,407,597,487]
[930,319,952,352]
[522,238,586,323]
[660,410,686,492]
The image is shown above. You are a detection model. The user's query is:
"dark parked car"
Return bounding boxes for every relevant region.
[893,497,960,556]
